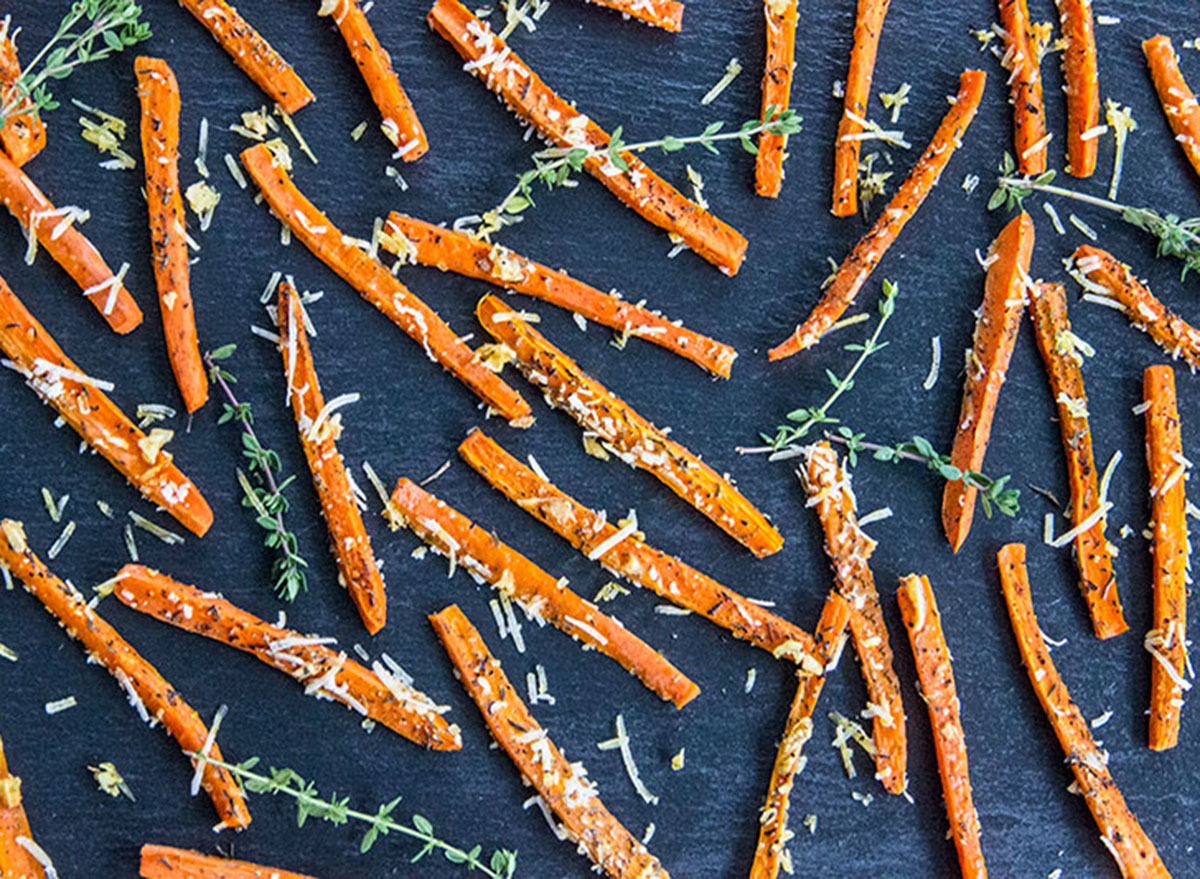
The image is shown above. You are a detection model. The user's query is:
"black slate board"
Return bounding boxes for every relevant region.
[1,0,1198,876]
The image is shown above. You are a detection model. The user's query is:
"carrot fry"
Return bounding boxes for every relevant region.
[239,143,532,425]
[112,565,461,750]
[1028,281,1125,638]
[1143,35,1200,184]
[897,574,988,879]
[831,0,892,215]
[477,294,784,557]
[0,30,46,167]
[136,56,208,414]
[1056,0,1099,177]
[769,70,986,359]
[0,276,212,537]
[141,845,320,879]
[430,604,672,879]
[997,543,1172,879]
[427,0,747,275]
[457,429,818,665]
[1143,365,1190,752]
[943,212,1035,552]
[383,213,738,378]
[388,477,700,708]
[0,732,50,879]
[581,0,683,31]
[754,0,798,198]
[175,0,313,114]
[801,442,906,794]
[0,525,250,830]
[999,0,1048,174]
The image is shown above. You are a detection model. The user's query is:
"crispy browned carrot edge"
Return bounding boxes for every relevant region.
[427,0,747,275]
[112,565,461,750]
[754,0,797,198]
[0,526,249,829]
[801,441,907,794]
[477,294,785,557]
[136,56,208,414]
[176,0,313,114]
[831,0,892,216]
[140,844,321,879]
[430,603,672,879]
[1056,0,1099,177]
[769,70,986,360]
[942,211,1034,552]
[0,276,212,536]
[581,0,683,31]
[1143,35,1200,183]
[383,213,738,377]
[239,143,532,426]
[897,574,988,879]
[997,543,1173,878]
[0,32,46,167]
[1028,281,1125,638]
[389,477,700,708]
[749,592,851,879]
[276,281,387,633]
[999,0,1048,174]
[457,429,819,665]
[0,731,48,879]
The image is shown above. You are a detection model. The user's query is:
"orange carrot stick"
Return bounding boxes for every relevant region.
[141,844,320,879]
[1056,0,1099,177]
[427,0,747,275]
[770,70,986,360]
[999,0,1048,174]
[0,276,212,537]
[754,0,798,198]
[389,477,700,708]
[831,0,892,216]
[430,604,672,879]
[0,525,250,830]
[1028,281,1125,638]
[996,543,1172,879]
[113,565,461,750]
[1143,35,1200,184]
[477,294,784,557]
[383,213,738,377]
[943,211,1034,553]
[0,732,49,879]
[580,0,683,31]
[136,56,208,414]
[897,574,988,879]
[0,27,46,167]
[239,142,532,425]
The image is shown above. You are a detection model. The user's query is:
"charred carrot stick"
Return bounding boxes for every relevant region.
[1028,281,1125,639]
[427,0,747,276]
[1143,35,1200,184]
[770,70,986,360]
[383,213,738,377]
[389,477,700,708]
[140,845,320,879]
[0,27,46,167]
[943,212,1035,553]
[1056,0,1099,177]
[999,0,1048,174]
[113,565,461,750]
[831,0,892,215]
[240,143,532,425]
[477,294,784,557]
[754,0,798,198]
[581,0,683,31]
[997,543,1172,879]
[897,574,987,879]
[0,731,50,879]
[0,525,250,830]
[430,604,672,879]
[0,276,212,536]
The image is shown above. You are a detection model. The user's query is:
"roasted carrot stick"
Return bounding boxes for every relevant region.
[581,0,683,31]
[1028,281,1125,639]
[477,294,784,557]
[240,143,532,425]
[997,543,1172,879]
[383,213,738,377]
[389,477,700,708]
[943,212,1035,553]
[0,525,250,830]
[770,70,986,360]
[430,604,672,879]
[831,0,892,215]
[754,0,798,198]
[136,56,208,414]
[999,0,1048,174]
[113,565,461,751]
[0,731,49,879]
[0,276,212,537]
[175,0,313,114]
[897,574,987,879]
[141,845,320,879]
[0,27,46,167]
[1056,0,1099,177]
[427,0,747,276]
[1143,35,1200,184]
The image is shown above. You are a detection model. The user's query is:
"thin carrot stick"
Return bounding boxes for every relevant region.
[0,732,49,879]
[430,603,672,879]
[831,0,892,216]
[1056,0,1099,177]
[388,477,700,709]
[1143,35,1200,184]
[383,213,738,377]
[239,142,532,425]
[140,845,320,879]
[136,56,207,414]
[477,293,784,557]
[0,276,212,537]
[769,70,986,360]
[1028,281,1125,638]
[999,0,1048,175]
[580,0,683,31]
[897,574,987,879]
[996,543,1172,879]
[0,30,46,167]
[943,211,1035,553]
[427,0,747,275]
[112,565,462,750]
[0,525,250,830]
[754,0,797,198]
